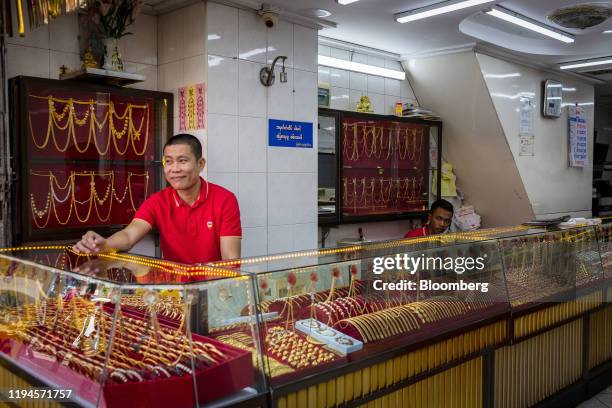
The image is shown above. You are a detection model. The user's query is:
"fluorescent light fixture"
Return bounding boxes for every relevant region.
[546,83,563,88]
[483,73,521,78]
[485,7,575,43]
[604,30,612,34]
[337,0,360,4]
[318,55,406,80]
[562,87,576,92]
[208,34,221,40]
[395,0,494,23]
[560,58,612,70]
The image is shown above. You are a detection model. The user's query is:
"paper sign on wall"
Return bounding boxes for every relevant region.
[519,95,534,135]
[569,106,588,167]
[178,83,206,131]
[519,95,535,157]
[268,119,313,148]
[519,134,534,157]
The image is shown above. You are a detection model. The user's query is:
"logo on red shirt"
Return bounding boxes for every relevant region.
[207,221,213,229]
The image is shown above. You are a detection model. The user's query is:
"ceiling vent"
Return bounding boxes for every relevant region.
[547,3,612,29]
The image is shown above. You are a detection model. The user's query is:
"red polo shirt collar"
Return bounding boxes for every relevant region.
[171,177,209,208]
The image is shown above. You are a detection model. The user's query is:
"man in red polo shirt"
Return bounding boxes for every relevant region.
[404,199,453,238]
[72,134,241,264]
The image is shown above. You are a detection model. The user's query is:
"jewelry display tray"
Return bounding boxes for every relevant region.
[0,304,254,408]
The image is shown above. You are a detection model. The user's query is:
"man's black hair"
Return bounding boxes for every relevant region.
[430,199,454,214]
[164,134,202,160]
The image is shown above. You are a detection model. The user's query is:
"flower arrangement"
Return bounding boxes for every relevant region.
[86,0,144,39]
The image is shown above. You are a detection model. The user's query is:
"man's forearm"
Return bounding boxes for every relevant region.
[105,230,134,252]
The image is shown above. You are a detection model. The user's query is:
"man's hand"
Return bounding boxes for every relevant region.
[73,231,109,254]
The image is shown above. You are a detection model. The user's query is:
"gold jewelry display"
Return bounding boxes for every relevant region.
[29,170,149,228]
[28,95,151,156]
[342,122,424,164]
[343,176,425,211]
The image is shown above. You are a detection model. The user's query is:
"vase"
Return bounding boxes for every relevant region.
[102,37,124,72]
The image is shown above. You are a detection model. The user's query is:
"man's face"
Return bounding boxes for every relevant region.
[428,207,453,234]
[162,144,205,191]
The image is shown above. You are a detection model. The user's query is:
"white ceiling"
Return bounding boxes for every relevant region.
[265,0,612,78]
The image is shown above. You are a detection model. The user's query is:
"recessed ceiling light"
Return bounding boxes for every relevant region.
[485,6,575,43]
[337,0,360,4]
[395,0,494,23]
[560,58,612,70]
[301,8,332,18]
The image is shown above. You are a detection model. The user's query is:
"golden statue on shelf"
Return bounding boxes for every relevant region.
[356,95,373,113]
[82,46,99,69]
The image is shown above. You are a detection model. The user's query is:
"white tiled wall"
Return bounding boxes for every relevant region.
[7,11,158,86]
[207,2,319,257]
[318,45,417,114]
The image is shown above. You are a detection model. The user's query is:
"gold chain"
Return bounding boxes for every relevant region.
[29,95,150,157]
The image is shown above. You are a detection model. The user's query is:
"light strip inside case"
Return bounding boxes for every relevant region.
[318,55,406,80]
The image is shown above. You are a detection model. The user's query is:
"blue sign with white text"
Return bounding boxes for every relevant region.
[268,119,313,148]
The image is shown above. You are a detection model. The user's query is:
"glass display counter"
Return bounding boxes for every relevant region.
[0,224,610,407]
[0,248,266,408]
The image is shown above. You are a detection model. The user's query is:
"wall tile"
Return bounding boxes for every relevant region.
[268,67,293,121]
[158,8,184,64]
[330,68,349,89]
[49,51,80,79]
[7,8,49,49]
[349,72,367,91]
[6,45,49,79]
[125,63,157,91]
[294,69,317,123]
[385,78,401,97]
[207,114,238,173]
[318,66,330,87]
[352,52,368,64]
[330,87,350,111]
[208,55,238,115]
[268,144,317,173]
[49,13,78,54]
[207,172,238,196]
[238,60,267,117]
[385,59,403,70]
[267,20,293,68]
[238,9,267,63]
[368,93,385,115]
[367,55,385,68]
[239,117,267,173]
[293,223,318,251]
[330,47,349,60]
[293,25,317,72]
[157,60,183,93]
[367,75,385,94]
[268,173,316,225]
[207,2,238,58]
[238,172,267,227]
[268,173,294,225]
[242,227,267,257]
[184,54,206,85]
[183,2,206,58]
[267,225,293,254]
[318,44,331,57]
[122,14,157,65]
[400,79,416,99]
